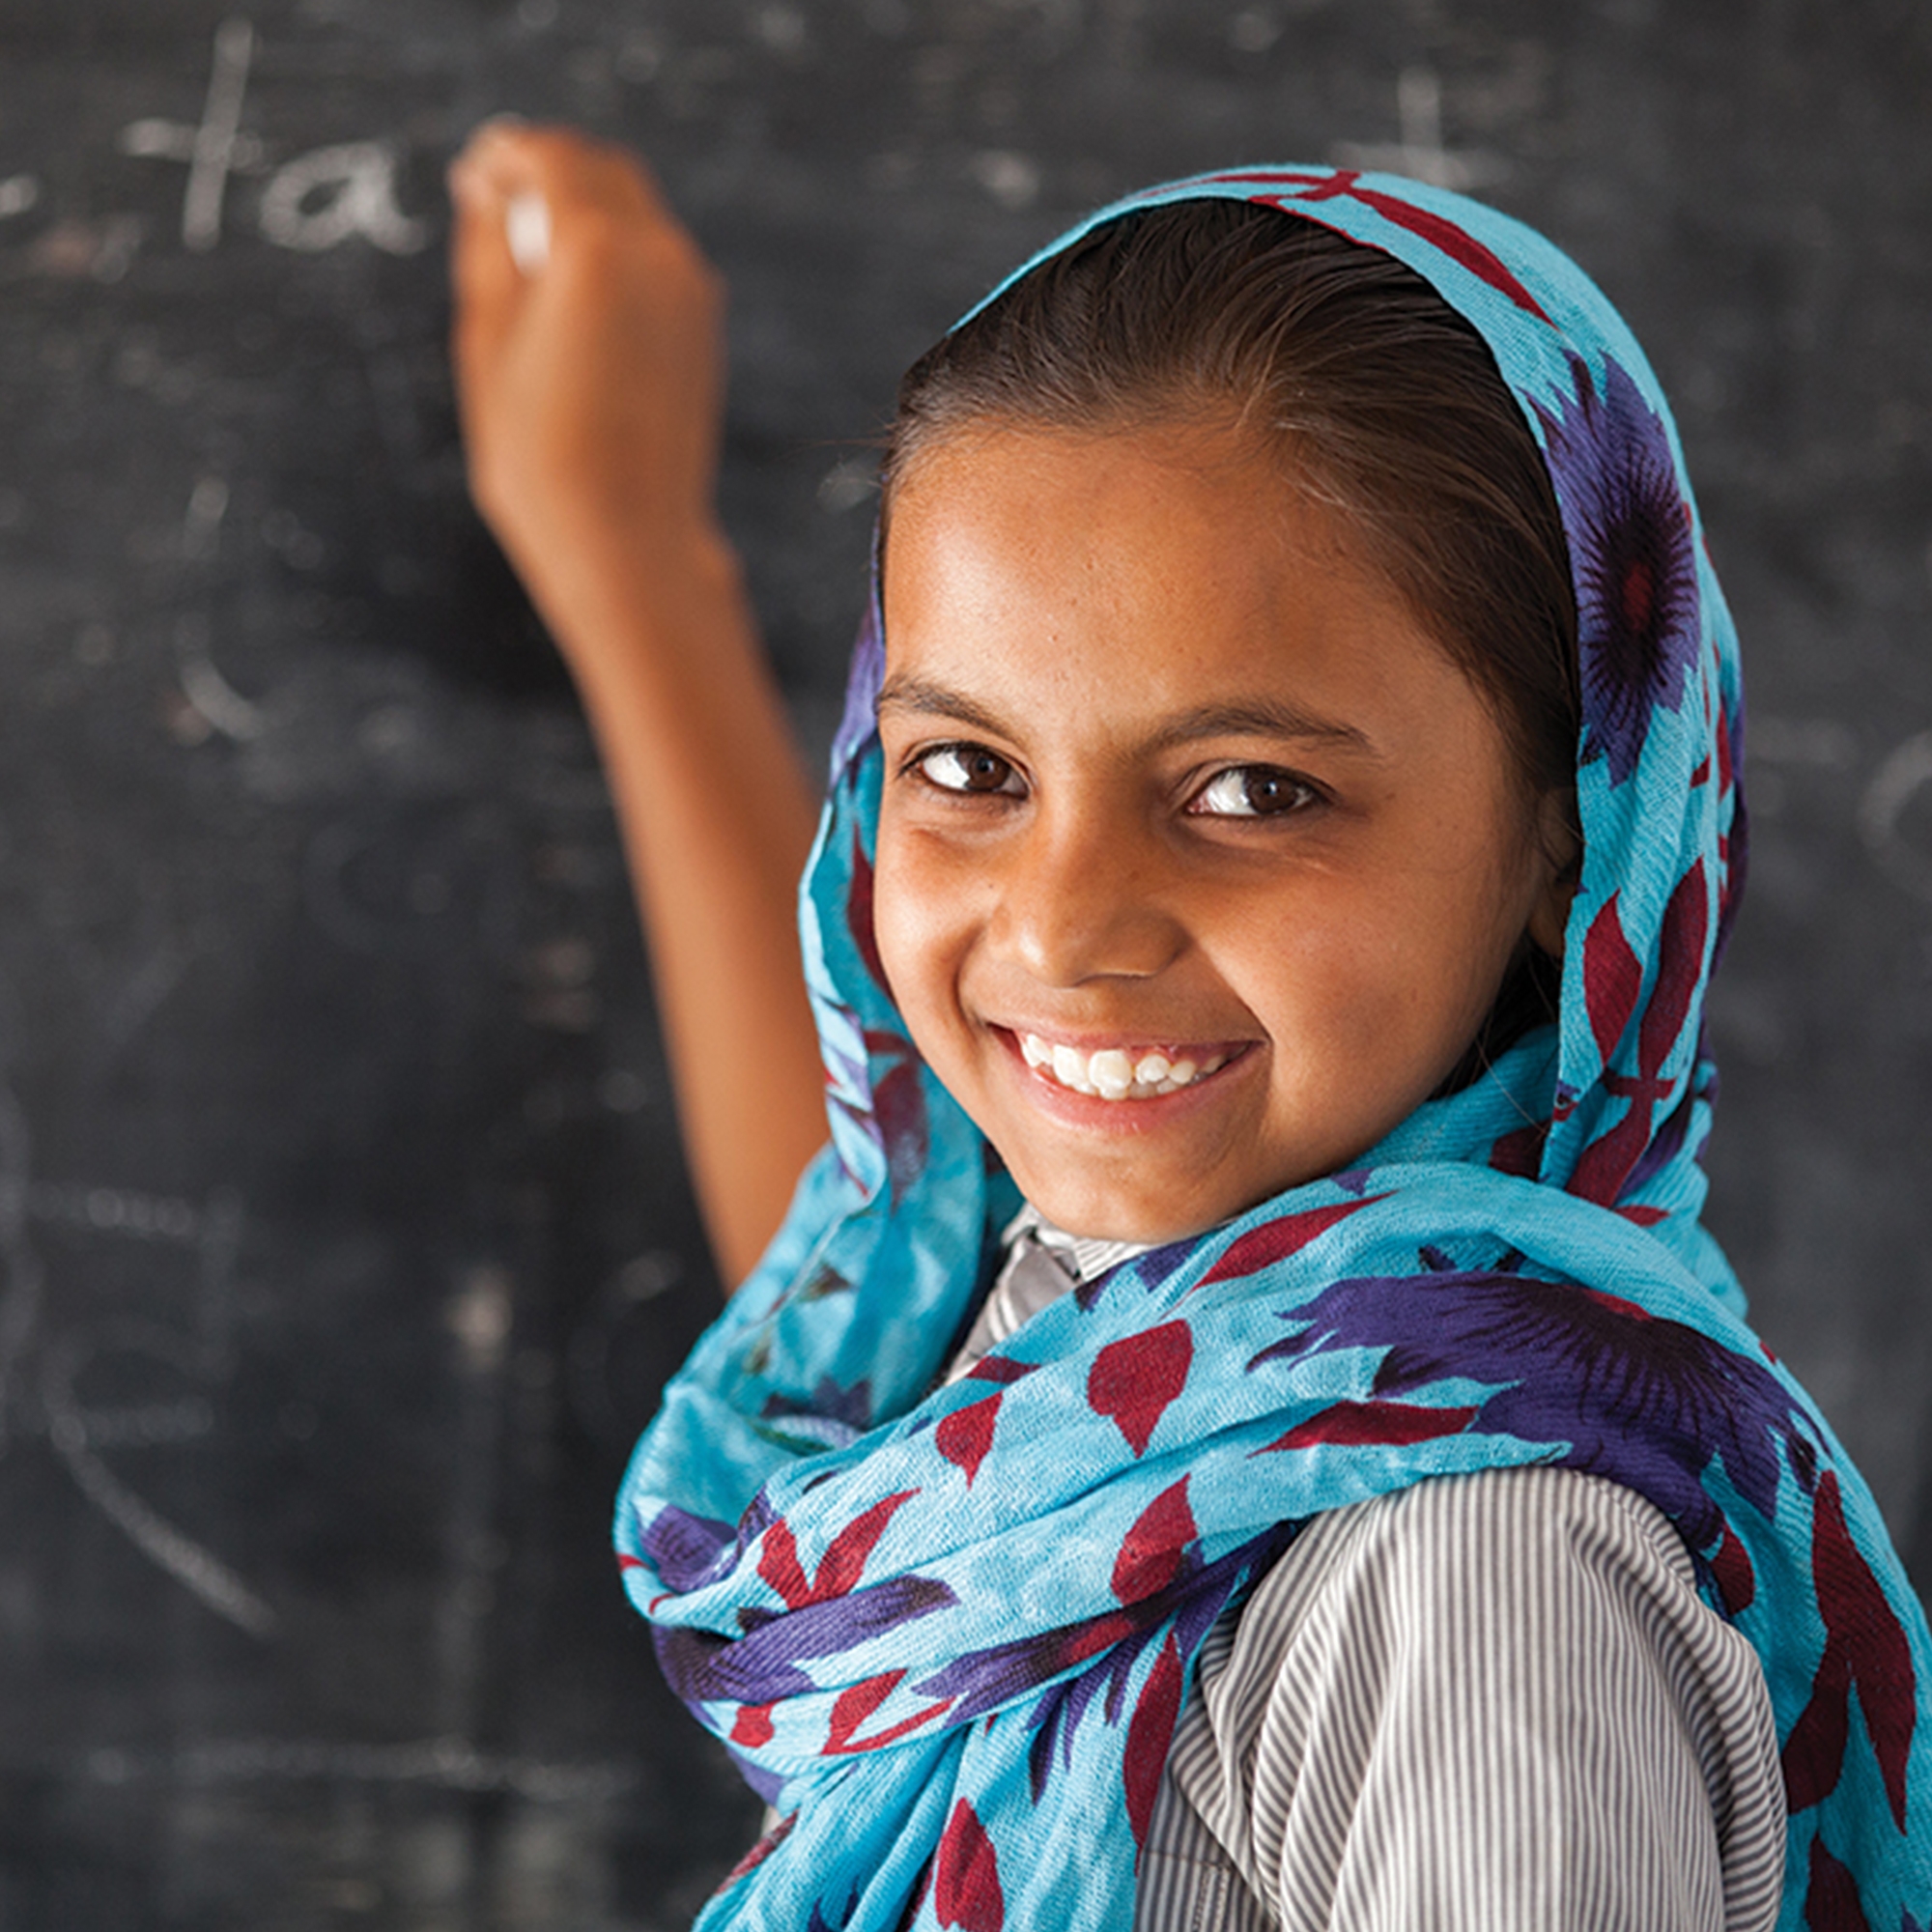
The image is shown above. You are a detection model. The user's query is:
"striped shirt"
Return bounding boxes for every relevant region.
[966,1214,1788,1929]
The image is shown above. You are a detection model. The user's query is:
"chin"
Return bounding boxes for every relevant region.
[1019,1176,1222,1247]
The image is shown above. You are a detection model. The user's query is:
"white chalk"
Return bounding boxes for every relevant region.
[505,190,552,275]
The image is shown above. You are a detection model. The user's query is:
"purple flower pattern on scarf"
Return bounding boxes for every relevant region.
[1536,353,1700,786]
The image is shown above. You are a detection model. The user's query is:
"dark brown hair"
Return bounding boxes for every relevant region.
[882,198,1581,1071]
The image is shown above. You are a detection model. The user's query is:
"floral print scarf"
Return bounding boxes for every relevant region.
[615,169,1932,1931]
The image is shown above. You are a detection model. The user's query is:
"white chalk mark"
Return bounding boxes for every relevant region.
[1228,9,1281,53]
[48,1415,276,1636]
[43,1332,273,1638]
[817,457,877,515]
[175,612,268,742]
[435,1267,516,1742]
[1859,729,1932,902]
[505,190,551,274]
[755,4,809,53]
[1401,70,1446,154]
[16,1179,200,1245]
[0,175,41,219]
[90,215,145,284]
[0,1051,265,1631]
[969,151,1039,211]
[183,474,229,561]
[1332,67,1507,191]
[259,142,429,255]
[42,1316,274,1638]
[176,653,266,740]
[120,120,198,162]
[70,1399,215,1448]
[183,18,255,252]
[615,34,664,81]
[97,946,190,1056]
[447,1267,513,1377]
[84,1735,637,1802]
[120,119,265,170]
[175,476,267,744]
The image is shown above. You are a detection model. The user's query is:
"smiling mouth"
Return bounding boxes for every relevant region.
[1013,1031,1239,1102]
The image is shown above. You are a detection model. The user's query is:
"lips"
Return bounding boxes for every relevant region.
[1012,1030,1238,1101]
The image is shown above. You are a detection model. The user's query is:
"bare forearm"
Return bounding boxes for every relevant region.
[549,540,826,1286]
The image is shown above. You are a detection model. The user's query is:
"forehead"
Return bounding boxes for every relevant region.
[877,421,1480,741]
[883,417,1324,592]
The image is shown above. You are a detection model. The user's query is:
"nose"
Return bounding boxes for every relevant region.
[986,804,1185,987]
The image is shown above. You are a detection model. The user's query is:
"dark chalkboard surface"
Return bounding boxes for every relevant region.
[0,2,1928,1924]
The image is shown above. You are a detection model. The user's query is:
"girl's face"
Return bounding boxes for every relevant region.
[874,421,1574,1245]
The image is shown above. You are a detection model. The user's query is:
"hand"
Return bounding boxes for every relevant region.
[447,122,733,662]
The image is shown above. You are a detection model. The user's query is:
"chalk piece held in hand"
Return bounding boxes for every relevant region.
[506,191,552,275]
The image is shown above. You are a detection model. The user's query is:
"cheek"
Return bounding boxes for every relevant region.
[868,827,912,1009]
[1246,843,1527,1065]
[869,823,955,1031]
[1276,917,1436,1059]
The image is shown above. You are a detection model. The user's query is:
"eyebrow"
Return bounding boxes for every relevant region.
[1147,700,1376,756]
[874,674,1010,738]
[874,674,1378,756]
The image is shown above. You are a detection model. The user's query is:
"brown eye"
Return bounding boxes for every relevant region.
[918,745,1024,796]
[1190,766,1318,818]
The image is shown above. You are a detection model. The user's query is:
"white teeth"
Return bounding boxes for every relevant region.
[1017,1034,1231,1101]
[1051,1041,1094,1094]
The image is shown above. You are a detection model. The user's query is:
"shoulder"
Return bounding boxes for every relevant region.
[1221,1465,1771,1747]
[1283,1460,1699,1589]
[1295,1463,1707,1619]
[1161,1468,1785,1932]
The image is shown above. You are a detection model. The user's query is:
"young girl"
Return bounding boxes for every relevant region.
[448,128,1932,1929]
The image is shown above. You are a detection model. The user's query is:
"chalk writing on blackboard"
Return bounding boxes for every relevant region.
[177,614,268,744]
[1861,730,1932,904]
[0,1055,275,1637]
[1330,67,1505,190]
[116,15,430,259]
[257,142,429,254]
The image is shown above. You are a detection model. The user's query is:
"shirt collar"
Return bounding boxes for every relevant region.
[1002,1200,1158,1287]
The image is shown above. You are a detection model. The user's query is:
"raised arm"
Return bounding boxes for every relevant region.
[447,124,827,1288]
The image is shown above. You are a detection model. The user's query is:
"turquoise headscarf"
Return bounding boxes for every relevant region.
[617,169,1932,1930]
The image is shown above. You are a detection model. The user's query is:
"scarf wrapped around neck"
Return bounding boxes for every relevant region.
[615,169,1932,1931]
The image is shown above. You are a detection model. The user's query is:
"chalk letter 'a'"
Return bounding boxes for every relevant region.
[259,142,428,255]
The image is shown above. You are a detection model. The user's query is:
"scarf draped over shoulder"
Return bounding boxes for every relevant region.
[615,168,1932,1932]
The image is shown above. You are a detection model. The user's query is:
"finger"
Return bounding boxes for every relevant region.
[464,120,684,280]
[447,152,523,388]
[455,121,655,213]
[450,118,546,204]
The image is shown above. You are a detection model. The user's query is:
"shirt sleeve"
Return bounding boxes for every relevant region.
[1158,1466,1786,1932]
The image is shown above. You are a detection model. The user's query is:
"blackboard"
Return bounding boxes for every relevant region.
[1,2,1928,1925]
